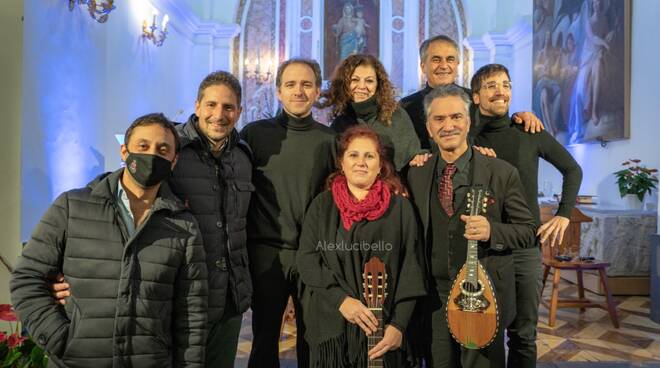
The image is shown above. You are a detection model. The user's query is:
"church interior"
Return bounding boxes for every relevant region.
[0,0,658,367]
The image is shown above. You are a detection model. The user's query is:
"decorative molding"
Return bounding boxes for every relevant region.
[380,0,393,73]
[285,0,300,58]
[403,0,420,95]
[464,34,495,66]
[300,15,313,33]
[424,0,430,39]
[449,0,465,86]
[484,20,532,49]
[150,0,241,43]
[466,19,532,67]
[312,0,321,61]
[391,16,405,33]
[505,20,532,50]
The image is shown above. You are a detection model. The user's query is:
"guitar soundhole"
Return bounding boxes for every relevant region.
[455,279,490,313]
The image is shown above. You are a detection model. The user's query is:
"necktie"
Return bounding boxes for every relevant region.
[439,163,457,216]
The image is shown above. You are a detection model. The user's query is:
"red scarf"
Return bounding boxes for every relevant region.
[331,175,391,230]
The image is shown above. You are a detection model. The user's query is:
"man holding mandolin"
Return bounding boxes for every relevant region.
[407,85,537,367]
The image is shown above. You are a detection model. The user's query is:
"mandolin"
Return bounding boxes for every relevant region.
[363,256,388,368]
[447,188,499,349]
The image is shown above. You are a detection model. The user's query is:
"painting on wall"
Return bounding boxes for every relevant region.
[323,0,380,79]
[532,0,630,145]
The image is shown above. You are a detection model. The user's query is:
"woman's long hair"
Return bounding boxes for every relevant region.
[322,54,398,124]
[326,125,408,196]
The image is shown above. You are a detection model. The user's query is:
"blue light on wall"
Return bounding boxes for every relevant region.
[21,1,106,240]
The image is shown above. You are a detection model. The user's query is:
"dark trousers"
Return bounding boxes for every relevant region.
[247,245,308,368]
[424,286,506,368]
[506,247,542,368]
[206,290,242,368]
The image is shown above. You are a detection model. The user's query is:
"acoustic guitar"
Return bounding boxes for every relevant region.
[363,256,388,368]
[447,188,499,349]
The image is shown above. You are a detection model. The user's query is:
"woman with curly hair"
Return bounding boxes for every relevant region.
[297,125,426,367]
[325,54,425,171]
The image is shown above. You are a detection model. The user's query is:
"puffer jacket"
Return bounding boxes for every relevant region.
[10,169,208,368]
[171,115,253,320]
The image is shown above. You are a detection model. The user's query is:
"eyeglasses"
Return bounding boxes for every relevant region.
[483,81,512,92]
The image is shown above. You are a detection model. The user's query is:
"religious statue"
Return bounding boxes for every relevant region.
[332,3,370,60]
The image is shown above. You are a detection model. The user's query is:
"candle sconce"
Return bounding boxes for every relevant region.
[142,11,169,47]
[244,53,274,85]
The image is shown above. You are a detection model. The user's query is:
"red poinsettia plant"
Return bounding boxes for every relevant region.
[0,304,48,367]
[614,159,659,202]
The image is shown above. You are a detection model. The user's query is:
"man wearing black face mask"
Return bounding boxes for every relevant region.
[11,113,209,367]
[46,71,253,367]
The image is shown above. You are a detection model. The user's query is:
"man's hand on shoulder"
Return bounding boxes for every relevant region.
[409,153,433,167]
[473,146,497,158]
[512,111,544,133]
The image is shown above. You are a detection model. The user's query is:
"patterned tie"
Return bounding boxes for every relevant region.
[439,163,457,216]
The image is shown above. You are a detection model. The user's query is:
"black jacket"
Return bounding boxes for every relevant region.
[10,169,208,368]
[170,115,254,320]
[407,151,537,326]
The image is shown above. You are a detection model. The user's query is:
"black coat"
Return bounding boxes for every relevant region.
[170,115,254,320]
[10,169,208,368]
[297,191,426,367]
[407,151,537,326]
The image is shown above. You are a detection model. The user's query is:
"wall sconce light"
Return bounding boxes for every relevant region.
[244,53,273,85]
[142,10,169,47]
[68,0,116,23]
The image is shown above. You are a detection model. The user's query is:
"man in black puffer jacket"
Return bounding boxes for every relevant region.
[46,72,253,367]
[11,114,208,368]
[169,71,253,367]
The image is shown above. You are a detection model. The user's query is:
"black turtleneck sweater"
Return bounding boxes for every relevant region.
[400,83,474,151]
[240,111,336,249]
[471,112,583,225]
[331,96,422,171]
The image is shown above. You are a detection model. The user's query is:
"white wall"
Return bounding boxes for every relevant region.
[20,1,226,241]
[538,0,660,225]
[0,0,23,304]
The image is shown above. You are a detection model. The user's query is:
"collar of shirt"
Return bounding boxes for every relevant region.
[210,137,229,160]
[117,179,136,235]
[437,146,472,176]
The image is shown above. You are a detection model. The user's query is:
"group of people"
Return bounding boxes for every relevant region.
[10,34,582,368]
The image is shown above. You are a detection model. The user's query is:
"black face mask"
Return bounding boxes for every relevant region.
[125,152,172,188]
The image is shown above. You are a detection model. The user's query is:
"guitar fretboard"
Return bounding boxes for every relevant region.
[367,308,384,368]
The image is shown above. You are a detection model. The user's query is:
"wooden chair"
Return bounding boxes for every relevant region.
[539,206,619,328]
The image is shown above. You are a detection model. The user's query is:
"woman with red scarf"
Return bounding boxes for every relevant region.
[297,126,426,368]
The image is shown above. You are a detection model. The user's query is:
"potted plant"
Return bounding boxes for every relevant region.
[0,304,48,367]
[614,159,658,210]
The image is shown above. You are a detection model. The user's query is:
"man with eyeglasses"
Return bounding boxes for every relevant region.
[470,64,583,368]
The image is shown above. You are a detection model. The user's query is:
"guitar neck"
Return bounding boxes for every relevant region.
[367,307,384,368]
[466,239,479,286]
